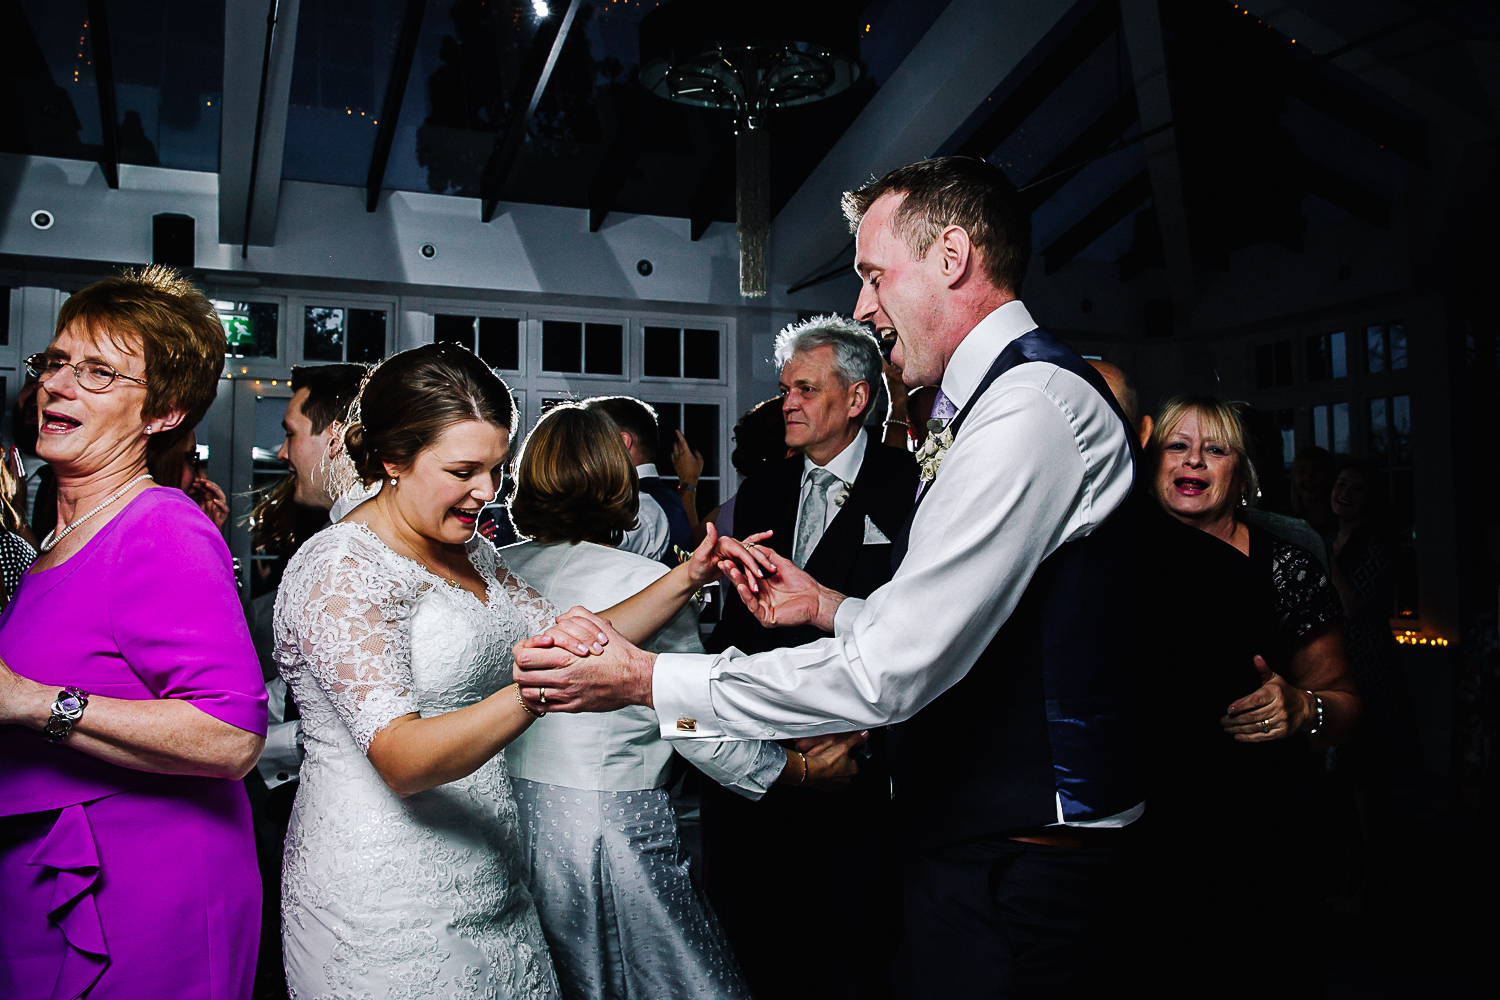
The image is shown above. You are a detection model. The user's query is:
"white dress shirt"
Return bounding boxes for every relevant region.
[502,540,786,796]
[792,430,867,558]
[618,493,672,561]
[652,302,1137,822]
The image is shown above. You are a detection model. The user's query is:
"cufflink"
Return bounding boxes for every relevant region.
[676,718,697,732]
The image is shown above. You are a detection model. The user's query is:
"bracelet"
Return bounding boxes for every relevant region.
[883,419,910,428]
[677,483,696,492]
[795,750,809,786]
[43,686,90,743]
[516,684,545,719]
[1304,690,1324,735]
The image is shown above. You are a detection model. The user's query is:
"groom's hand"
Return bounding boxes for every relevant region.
[513,618,657,714]
[722,542,846,632]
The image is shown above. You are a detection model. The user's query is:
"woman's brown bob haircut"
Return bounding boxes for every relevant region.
[509,403,639,546]
[54,266,226,462]
[344,342,515,485]
[841,156,1032,296]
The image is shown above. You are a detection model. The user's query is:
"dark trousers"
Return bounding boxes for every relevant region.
[894,833,1133,1000]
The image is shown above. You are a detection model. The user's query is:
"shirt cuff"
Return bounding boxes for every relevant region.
[653,652,724,739]
[255,720,303,788]
[833,596,866,636]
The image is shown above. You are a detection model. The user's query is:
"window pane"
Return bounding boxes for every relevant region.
[684,403,720,477]
[1368,398,1387,459]
[1330,331,1347,378]
[1274,340,1293,386]
[646,400,681,464]
[643,326,679,377]
[683,329,720,380]
[347,309,387,363]
[1391,394,1411,463]
[1389,323,1407,369]
[697,479,720,514]
[1276,409,1294,470]
[542,321,582,373]
[478,317,520,371]
[304,306,344,361]
[584,323,623,375]
[1312,405,1329,450]
[434,314,476,348]
[1305,335,1328,381]
[217,300,278,358]
[1255,344,1274,389]
[1332,401,1350,454]
[1366,325,1385,373]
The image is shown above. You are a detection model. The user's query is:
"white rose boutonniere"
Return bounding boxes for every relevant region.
[915,419,955,482]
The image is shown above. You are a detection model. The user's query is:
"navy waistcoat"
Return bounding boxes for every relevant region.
[887,328,1148,848]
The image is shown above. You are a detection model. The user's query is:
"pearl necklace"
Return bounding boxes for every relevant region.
[40,475,153,553]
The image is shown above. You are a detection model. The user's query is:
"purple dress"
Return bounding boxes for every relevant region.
[0,488,268,1000]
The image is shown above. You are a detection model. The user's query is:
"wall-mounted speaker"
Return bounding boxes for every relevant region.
[152,213,195,269]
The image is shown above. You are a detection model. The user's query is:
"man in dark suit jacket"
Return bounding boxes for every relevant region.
[702,315,919,1000]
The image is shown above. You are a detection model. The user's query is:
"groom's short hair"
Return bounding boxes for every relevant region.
[291,363,368,435]
[841,156,1031,297]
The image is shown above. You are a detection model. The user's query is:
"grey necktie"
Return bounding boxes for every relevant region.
[793,468,841,568]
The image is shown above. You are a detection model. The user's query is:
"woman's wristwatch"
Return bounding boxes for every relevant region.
[43,686,90,743]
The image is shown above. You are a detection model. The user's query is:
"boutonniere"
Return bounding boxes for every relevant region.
[915,420,955,482]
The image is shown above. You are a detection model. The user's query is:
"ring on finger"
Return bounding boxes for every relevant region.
[538,688,548,706]
[1260,718,1271,734]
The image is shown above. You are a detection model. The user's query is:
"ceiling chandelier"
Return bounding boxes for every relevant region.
[640,1,862,296]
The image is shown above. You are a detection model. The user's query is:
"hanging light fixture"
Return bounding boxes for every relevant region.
[640,0,861,297]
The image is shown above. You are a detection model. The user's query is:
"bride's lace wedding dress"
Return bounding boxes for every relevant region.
[274,522,561,1000]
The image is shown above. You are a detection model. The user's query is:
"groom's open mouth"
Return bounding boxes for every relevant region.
[1174,476,1209,496]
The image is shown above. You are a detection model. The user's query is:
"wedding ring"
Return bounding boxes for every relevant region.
[1260,718,1271,733]
[538,688,548,707]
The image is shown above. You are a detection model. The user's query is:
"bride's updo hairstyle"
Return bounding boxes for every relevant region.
[508,402,639,546]
[343,342,516,486]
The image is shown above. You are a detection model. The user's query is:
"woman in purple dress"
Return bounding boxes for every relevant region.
[0,267,267,1000]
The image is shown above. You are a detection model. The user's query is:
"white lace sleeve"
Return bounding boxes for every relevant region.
[482,542,559,635]
[278,536,422,753]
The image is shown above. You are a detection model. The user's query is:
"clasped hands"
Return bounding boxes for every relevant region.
[511,527,829,715]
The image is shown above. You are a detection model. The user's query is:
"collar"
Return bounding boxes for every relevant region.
[802,427,866,486]
[635,463,660,479]
[939,300,1038,410]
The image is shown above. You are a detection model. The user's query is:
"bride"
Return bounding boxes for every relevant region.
[274,343,758,999]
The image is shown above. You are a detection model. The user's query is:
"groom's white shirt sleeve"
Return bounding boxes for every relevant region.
[652,301,1135,741]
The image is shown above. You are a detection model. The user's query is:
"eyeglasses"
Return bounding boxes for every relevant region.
[26,353,149,392]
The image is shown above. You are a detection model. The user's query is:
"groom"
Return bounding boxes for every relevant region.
[516,157,1150,998]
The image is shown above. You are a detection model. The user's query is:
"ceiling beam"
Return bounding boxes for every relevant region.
[366,0,427,212]
[1042,168,1151,273]
[954,0,1121,160]
[1282,62,1425,166]
[1020,89,1139,210]
[479,0,582,224]
[768,0,1082,288]
[689,140,737,242]
[1295,154,1392,229]
[1261,1,1493,143]
[1120,0,1196,305]
[219,0,301,247]
[588,95,660,233]
[84,0,119,189]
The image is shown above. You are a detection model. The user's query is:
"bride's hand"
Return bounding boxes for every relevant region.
[531,606,610,657]
[684,523,775,590]
[721,542,828,630]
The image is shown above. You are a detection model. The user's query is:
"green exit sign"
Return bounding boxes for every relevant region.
[221,314,253,345]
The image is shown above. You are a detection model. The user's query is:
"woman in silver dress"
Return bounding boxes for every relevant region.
[274,345,766,999]
[501,403,863,1000]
